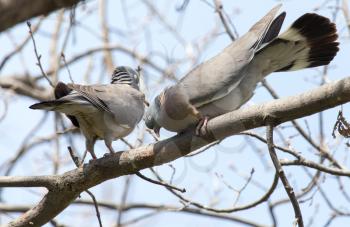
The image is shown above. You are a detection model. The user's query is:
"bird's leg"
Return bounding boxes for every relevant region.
[89,150,97,159]
[106,142,115,154]
[195,116,209,136]
[188,104,209,136]
[81,138,97,166]
[104,137,115,156]
[80,149,96,166]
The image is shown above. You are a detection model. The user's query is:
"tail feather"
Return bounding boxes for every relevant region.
[30,82,81,128]
[53,81,80,127]
[255,13,339,73]
[29,100,64,111]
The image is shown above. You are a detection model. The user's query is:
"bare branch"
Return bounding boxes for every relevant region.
[34,45,177,82]
[266,124,304,227]
[0,76,50,101]
[135,172,186,193]
[68,147,103,227]
[1,202,267,227]
[99,0,114,73]
[0,176,56,189]
[0,18,44,72]
[27,21,54,88]
[6,76,350,226]
[281,159,350,176]
[214,0,236,40]
[85,190,103,227]
[0,0,83,32]
[262,80,343,169]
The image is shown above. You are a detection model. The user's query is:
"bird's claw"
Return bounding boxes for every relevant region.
[195,116,209,137]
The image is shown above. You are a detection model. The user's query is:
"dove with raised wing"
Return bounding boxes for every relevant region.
[145,5,339,136]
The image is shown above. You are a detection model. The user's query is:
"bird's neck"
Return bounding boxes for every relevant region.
[111,73,133,85]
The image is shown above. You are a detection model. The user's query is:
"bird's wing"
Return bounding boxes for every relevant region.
[178,4,284,108]
[67,83,113,114]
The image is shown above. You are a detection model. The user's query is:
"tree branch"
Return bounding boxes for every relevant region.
[0,176,56,189]
[0,76,50,101]
[6,76,350,226]
[1,202,267,227]
[266,124,304,227]
[0,0,83,32]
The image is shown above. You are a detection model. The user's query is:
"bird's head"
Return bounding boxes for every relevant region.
[111,66,140,89]
[145,95,161,137]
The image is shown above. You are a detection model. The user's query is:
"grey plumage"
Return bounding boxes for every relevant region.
[145,5,339,135]
[30,66,146,160]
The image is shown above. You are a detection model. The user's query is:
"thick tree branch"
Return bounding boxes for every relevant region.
[6,77,350,226]
[0,0,84,32]
[0,176,56,189]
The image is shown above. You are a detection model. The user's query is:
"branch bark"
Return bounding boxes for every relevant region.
[6,76,350,226]
[0,0,83,33]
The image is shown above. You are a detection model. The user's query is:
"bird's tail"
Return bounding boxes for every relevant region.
[29,100,64,111]
[254,13,339,74]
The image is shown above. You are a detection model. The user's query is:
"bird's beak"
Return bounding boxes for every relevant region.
[144,100,150,107]
[153,126,160,137]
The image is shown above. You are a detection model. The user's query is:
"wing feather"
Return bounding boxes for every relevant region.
[177,5,283,108]
[67,84,113,114]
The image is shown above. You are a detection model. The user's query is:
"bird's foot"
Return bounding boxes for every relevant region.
[103,143,116,157]
[84,151,97,164]
[195,116,209,137]
[106,143,115,154]
[90,151,97,159]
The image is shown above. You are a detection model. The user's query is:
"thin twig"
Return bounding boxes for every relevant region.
[135,171,186,193]
[214,0,236,40]
[185,140,222,157]
[120,211,159,226]
[61,53,74,83]
[68,146,103,227]
[262,80,342,169]
[151,167,279,213]
[116,176,132,227]
[266,124,304,227]
[27,21,54,88]
[85,190,103,227]
[0,18,44,72]
[176,0,190,11]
